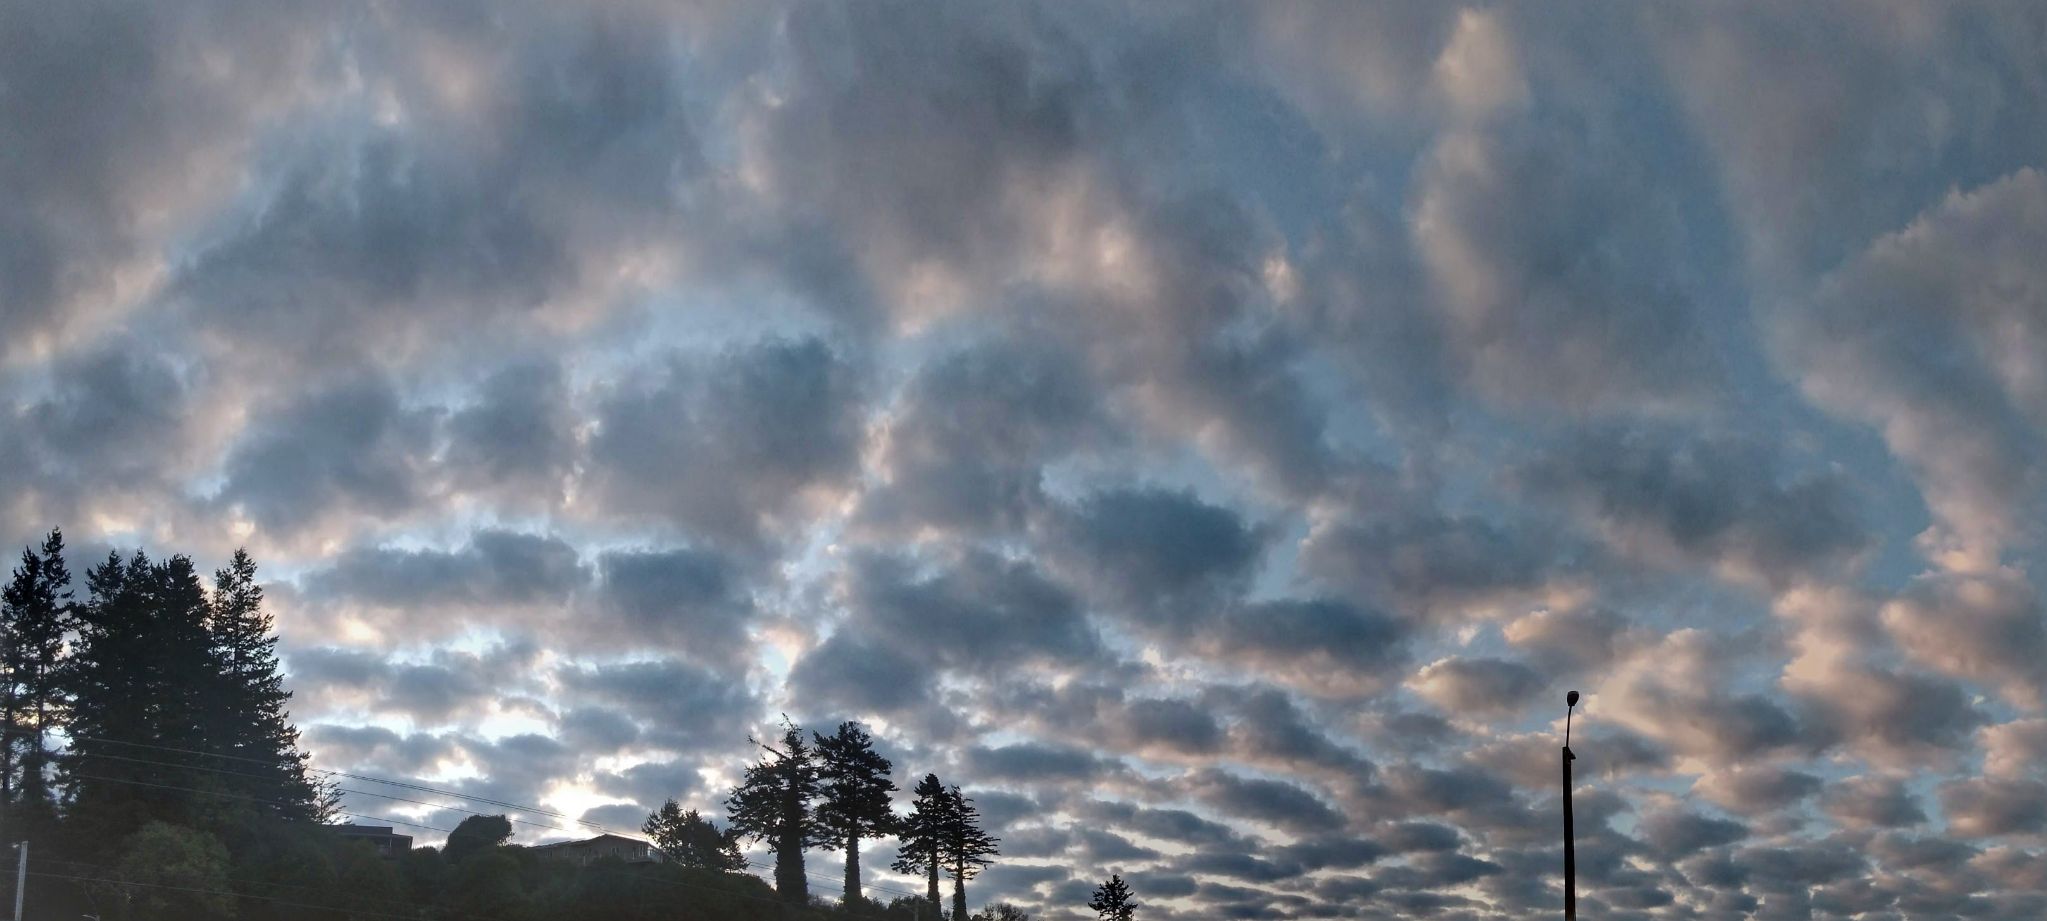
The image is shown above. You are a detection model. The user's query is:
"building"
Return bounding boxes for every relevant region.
[531,833,665,866]
[331,824,414,859]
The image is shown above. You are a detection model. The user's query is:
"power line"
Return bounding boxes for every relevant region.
[4,728,597,826]
[69,773,455,834]
[80,750,583,835]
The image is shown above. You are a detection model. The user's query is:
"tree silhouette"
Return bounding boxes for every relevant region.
[892,773,952,909]
[815,720,899,904]
[644,798,747,870]
[205,547,326,820]
[728,717,827,903]
[941,785,1000,921]
[62,551,218,839]
[1089,874,1137,921]
[1,528,72,812]
[445,813,514,865]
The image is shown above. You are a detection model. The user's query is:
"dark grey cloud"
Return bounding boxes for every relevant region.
[555,657,760,753]
[304,529,589,611]
[787,631,931,716]
[593,546,752,662]
[860,340,1109,536]
[1053,486,1264,615]
[1408,656,1547,718]
[1200,599,1409,697]
[1637,807,1749,859]
[1940,777,2047,839]
[1822,776,1927,831]
[216,375,438,536]
[965,742,1123,787]
[588,338,864,545]
[840,550,1104,674]
[1513,425,1869,585]
[444,359,578,501]
[0,0,327,353]
[1692,765,1823,817]
[1302,510,1559,622]
[172,3,706,371]
[1189,769,1346,834]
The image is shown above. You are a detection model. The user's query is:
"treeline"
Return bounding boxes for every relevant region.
[0,529,1134,920]
[0,529,342,919]
[684,718,1000,918]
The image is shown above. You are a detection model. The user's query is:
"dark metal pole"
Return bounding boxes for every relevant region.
[1563,690,1579,921]
[1562,746,1576,920]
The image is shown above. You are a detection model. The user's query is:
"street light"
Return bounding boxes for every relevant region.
[1562,690,1579,921]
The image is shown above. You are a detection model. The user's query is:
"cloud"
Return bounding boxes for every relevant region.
[11,2,2047,916]
[1779,168,2047,566]
[306,530,589,611]
[1512,425,1868,586]
[1692,765,1823,817]
[1884,567,2047,711]
[1188,769,1346,834]
[859,340,1109,536]
[215,375,439,538]
[587,338,864,546]
[593,546,754,663]
[1408,656,1547,718]
[1821,776,1928,831]
[1052,486,1264,616]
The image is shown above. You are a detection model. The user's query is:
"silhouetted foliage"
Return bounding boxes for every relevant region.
[644,799,747,870]
[974,903,1033,921]
[0,527,1025,921]
[941,786,999,921]
[814,720,899,904]
[62,550,220,840]
[891,773,951,909]
[728,717,827,904]
[206,548,329,821]
[445,813,516,866]
[1,528,72,817]
[1089,874,1137,921]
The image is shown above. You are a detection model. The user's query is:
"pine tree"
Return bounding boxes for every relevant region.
[62,551,218,839]
[814,721,898,904]
[204,548,325,820]
[727,718,826,903]
[941,785,999,921]
[892,773,952,909]
[1088,874,1137,921]
[643,799,746,870]
[1,528,74,811]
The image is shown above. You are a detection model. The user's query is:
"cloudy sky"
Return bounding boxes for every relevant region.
[7,1,2047,918]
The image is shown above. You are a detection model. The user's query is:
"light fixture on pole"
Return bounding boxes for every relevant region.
[1562,691,1579,921]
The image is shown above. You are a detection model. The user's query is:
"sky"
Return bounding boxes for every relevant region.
[5,1,2047,918]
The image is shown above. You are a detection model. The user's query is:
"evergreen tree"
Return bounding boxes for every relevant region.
[941,786,999,921]
[1088,874,1137,921]
[814,721,898,904]
[726,718,826,904]
[205,548,326,820]
[643,799,746,870]
[1,528,73,811]
[444,814,514,866]
[891,773,951,909]
[61,551,218,839]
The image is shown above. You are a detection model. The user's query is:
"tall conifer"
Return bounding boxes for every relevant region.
[815,721,898,904]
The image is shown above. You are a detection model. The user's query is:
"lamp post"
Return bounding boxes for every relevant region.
[1562,690,1579,920]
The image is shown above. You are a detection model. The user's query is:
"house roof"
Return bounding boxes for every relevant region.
[532,833,650,850]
